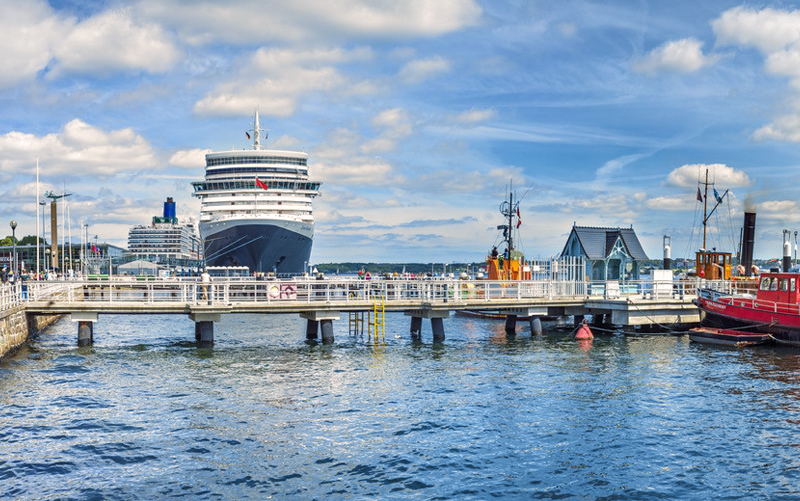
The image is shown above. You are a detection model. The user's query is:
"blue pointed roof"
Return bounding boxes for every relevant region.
[562,226,649,260]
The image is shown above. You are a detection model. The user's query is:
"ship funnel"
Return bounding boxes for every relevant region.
[741,212,756,276]
[164,197,176,221]
[663,235,671,270]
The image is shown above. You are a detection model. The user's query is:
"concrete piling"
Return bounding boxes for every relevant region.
[321,319,334,344]
[410,316,422,339]
[71,312,98,347]
[505,314,517,335]
[77,321,93,347]
[306,319,319,340]
[189,312,221,346]
[431,317,445,342]
[529,316,542,335]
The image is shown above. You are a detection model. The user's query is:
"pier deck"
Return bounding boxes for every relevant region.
[15,277,701,345]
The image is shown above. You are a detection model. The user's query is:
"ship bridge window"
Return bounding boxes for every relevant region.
[760,277,771,291]
[781,278,789,291]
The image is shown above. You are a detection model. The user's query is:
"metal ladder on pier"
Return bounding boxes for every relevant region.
[348,297,385,341]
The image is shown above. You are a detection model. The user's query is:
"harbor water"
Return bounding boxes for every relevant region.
[3,313,800,500]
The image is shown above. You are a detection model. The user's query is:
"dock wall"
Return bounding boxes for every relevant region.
[0,306,61,361]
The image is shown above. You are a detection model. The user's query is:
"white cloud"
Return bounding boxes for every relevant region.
[451,108,496,124]
[361,108,413,153]
[0,0,70,89]
[711,7,800,142]
[644,195,694,211]
[398,56,451,84]
[314,160,395,186]
[194,47,372,117]
[757,200,800,222]
[713,6,800,54]
[52,8,181,76]
[0,119,157,177]
[168,149,211,168]
[633,38,719,75]
[134,0,482,45]
[666,164,752,188]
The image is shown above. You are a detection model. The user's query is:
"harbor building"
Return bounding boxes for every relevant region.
[126,197,201,267]
[560,224,649,281]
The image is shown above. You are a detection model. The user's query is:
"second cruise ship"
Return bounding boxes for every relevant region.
[191,112,321,274]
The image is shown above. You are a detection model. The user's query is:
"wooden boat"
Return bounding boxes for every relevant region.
[688,326,772,347]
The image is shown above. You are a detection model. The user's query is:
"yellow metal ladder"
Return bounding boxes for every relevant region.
[369,297,385,341]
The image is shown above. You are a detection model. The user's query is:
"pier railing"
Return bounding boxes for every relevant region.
[19,276,697,307]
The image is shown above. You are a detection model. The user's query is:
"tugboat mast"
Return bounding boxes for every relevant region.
[499,183,519,262]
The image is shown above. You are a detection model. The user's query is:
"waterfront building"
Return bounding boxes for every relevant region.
[0,241,124,275]
[126,197,201,267]
[560,224,649,281]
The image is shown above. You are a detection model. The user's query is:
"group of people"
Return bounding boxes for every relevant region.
[1,268,64,284]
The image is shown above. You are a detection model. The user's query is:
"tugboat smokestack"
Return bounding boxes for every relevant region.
[742,212,756,276]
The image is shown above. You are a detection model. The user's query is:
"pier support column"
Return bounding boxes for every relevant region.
[71,312,98,347]
[306,320,319,340]
[406,309,449,342]
[431,317,445,342]
[505,314,517,335]
[529,316,543,335]
[300,311,340,344]
[321,320,334,344]
[410,316,422,339]
[189,312,221,346]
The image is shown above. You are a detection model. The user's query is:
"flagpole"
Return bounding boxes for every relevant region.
[36,157,40,279]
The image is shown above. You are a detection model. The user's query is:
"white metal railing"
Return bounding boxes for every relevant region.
[0,283,22,310]
[5,275,702,309]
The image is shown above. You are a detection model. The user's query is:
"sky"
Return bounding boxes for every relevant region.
[2,0,800,265]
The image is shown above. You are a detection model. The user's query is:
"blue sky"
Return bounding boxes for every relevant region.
[2,0,800,264]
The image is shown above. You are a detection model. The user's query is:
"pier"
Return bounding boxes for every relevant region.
[12,274,703,347]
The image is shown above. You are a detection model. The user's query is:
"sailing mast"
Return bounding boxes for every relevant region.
[703,169,709,249]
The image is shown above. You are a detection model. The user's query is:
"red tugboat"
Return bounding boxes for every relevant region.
[694,271,800,346]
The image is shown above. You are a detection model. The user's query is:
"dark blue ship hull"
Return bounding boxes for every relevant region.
[202,222,312,274]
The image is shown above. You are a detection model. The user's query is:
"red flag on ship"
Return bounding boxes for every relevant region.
[256,177,269,190]
[696,187,703,202]
[246,132,251,140]
[516,207,522,228]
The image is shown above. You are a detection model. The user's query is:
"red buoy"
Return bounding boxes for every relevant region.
[575,320,593,340]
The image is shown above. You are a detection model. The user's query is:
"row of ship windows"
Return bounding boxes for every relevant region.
[207,157,307,167]
[192,180,321,192]
[206,167,307,176]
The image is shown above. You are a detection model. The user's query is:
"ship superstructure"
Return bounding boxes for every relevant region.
[191,112,321,274]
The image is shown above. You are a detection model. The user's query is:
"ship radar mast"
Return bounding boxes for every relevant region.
[249,109,267,150]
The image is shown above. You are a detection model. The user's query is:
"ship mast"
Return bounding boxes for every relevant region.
[703,169,709,249]
[499,182,519,262]
[250,110,266,151]
[700,167,729,250]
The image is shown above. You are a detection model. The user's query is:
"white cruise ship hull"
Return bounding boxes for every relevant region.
[199,218,313,274]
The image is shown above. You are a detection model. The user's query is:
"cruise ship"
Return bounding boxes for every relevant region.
[191,112,321,274]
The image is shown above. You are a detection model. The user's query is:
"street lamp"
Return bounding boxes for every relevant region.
[10,220,17,276]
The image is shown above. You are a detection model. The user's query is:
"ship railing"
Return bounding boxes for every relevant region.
[15,276,696,307]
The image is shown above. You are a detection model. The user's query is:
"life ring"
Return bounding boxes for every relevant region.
[268,285,280,299]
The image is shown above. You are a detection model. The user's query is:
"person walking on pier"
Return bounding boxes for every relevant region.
[200,268,211,302]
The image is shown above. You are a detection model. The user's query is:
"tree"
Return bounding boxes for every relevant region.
[18,235,42,245]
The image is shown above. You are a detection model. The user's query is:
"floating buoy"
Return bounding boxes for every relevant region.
[575,319,593,340]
